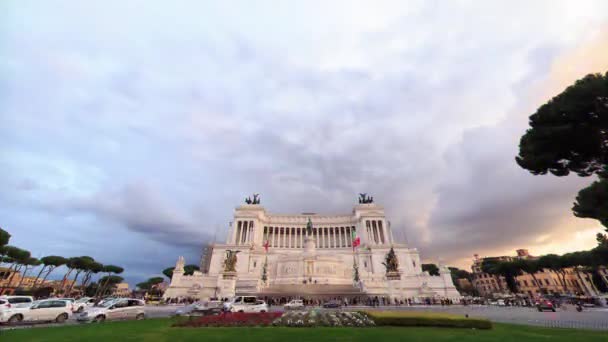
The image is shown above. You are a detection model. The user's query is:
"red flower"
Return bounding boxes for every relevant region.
[175,312,282,328]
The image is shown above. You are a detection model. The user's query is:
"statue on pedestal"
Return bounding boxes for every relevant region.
[383,247,401,279]
[306,217,313,236]
[223,250,240,272]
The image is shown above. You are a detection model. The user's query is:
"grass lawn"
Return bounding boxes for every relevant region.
[1,318,605,342]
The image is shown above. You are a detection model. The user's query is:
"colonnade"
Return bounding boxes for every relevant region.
[233,219,390,247]
[263,226,356,249]
[365,219,388,245]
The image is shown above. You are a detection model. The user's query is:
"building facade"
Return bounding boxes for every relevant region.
[471,249,607,298]
[164,198,460,301]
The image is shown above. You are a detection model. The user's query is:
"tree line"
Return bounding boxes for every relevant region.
[0,227,125,298]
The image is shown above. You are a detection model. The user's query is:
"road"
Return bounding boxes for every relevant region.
[2,304,607,330]
[367,305,608,330]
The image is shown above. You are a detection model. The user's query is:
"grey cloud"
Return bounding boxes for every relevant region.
[60,183,212,248]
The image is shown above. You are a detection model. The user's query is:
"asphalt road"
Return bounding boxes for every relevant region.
[2,304,607,330]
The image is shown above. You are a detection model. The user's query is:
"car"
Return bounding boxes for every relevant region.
[0,296,34,310]
[224,296,268,313]
[174,301,223,316]
[77,298,145,323]
[322,300,342,309]
[96,297,117,306]
[0,299,72,324]
[72,297,97,313]
[284,299,305,310]
[536,300,556,312]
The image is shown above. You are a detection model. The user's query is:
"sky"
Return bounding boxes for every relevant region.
[1,1,608,286]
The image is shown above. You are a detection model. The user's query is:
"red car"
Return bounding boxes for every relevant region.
[536,300,556,312]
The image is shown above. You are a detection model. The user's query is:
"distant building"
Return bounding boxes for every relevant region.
[113,283,130,297]
[0,267,54,295]
[471,250,608,298]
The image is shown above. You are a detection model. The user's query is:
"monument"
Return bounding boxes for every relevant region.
[163,194,460,301]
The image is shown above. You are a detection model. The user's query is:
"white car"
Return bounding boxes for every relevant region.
[284,299,304,310]
[0,299,72,324]
[77,298,145,323]
[0,296,34,310]
[73,297,97,313]
[224,296,268,313]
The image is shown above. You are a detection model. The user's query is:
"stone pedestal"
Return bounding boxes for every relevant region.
[304,235,316,255]
[217,273,236,298]
[386,271,401,280]
[223,271,237,279]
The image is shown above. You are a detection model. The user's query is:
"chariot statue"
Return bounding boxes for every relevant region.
[223,250,240,272]
[245,193,261,205]
[358,193,374,204]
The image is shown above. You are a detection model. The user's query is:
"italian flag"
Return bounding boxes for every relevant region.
[352,229,360,249]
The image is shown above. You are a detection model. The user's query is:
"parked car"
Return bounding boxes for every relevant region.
[224,296,268,313]
[322,300,342,309]
[536,300,556,312]
[0,296,34,310]
[174,301,223,316]
[0,299,72,324]
[284,299,305,310]
[73,297,97,313]
[77,298,145,323]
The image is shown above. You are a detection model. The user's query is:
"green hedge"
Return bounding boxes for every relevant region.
[363,311,492,330]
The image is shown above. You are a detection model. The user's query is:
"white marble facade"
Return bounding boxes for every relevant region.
[163,201,461,301]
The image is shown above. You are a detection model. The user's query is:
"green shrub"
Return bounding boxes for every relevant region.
[363,311,492,330]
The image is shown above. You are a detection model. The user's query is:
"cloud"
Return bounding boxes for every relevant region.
[426,27,608,267]
[63,183,211,248]
[1,1,608,281]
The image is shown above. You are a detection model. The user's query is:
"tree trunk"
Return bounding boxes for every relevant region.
[39,266,56,287]
[60,268,74,294]
[31,266,48,289]
[95,273,111,298]
[558,270,568,293]
[6,264,22,289]
[81,271,93,289]
[16,265,32,289]
[66,270,82,295]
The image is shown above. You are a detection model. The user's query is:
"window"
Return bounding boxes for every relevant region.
[113,301,128,308]
[523,280,529,287]
[51,301,66,308]
[128,300,142,307]
[364,261,368,268]
[253,261,257,268]
[544,279,550,285]
[244,297,256,304]
[36,301,53,309]
[8,297,31,304]
[234,297,242,303]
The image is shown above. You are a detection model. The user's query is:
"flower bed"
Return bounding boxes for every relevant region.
[272,310,375,327]
[174,312,282,327]
[364,311,492,330]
